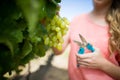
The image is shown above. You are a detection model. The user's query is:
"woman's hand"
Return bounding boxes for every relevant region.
[76,47,108,69]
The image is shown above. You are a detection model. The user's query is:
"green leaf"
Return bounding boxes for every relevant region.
[46,1,60,18]
[0,0,20,19]
[21,40,32,59]
[34,41,49,57]
[16,0,42,33]
[38,0,47,20]
[10,30,24,43]
[51,0,61,5]
[55,0,61,3]
[0,37,14,55]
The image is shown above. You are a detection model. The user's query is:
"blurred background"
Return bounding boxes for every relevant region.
[12,0,93,80]
[60,0,93,21]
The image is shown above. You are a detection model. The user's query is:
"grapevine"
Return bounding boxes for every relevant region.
[0,0,69,79]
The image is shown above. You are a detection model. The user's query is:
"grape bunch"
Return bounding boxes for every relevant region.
[43,15,69,50]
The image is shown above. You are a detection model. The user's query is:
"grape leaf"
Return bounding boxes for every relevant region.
[0,36,16,55]
[51,0,61,5]
[16,0,43,34]
[46,1,60,18]
[21,40,32,59]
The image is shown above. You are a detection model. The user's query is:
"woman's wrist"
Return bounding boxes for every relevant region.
[99,58,115,73]
[99,58,111,71]
[99,58,120,80]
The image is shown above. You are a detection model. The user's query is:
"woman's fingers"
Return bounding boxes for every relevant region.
[77,57,97,68]
[76,53,91,59]
[77,60,91,68]
[76,54,92,68]
[77,58,92,64]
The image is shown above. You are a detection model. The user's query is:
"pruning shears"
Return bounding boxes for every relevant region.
[74,34,95,54]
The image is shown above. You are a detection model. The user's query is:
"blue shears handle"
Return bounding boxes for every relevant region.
[78,43,95,54]
[86,43,95,52]
[78,47,85,54]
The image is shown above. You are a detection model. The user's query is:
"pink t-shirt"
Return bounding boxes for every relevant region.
[68,14,120,80]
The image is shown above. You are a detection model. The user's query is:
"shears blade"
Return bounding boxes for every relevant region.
[74,40,82,46]
[79,34,87,44]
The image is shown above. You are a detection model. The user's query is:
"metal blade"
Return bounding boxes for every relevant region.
[79,34,87,45]
[73,40,82,46]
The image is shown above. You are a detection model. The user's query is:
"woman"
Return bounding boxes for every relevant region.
[53,0,120,80]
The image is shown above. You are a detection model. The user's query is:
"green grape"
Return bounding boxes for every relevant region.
[62,17,70,25]
[62,29,67,35]
[44,37,49,45]
[51,19,55,25]
[57,32,62,39]
[51,25,56,31]
[60,22,65,28]
[59,38,64,43]
[56,43,62,50]
[54,15,59,22]
[46,24,51,31]
[53,43,57,47]
[56,18,61,26]
[52,36,57,42]
[49,41,53,47]
[55,27,60,32]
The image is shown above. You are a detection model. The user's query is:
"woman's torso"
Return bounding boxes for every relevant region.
[68,14,119,80]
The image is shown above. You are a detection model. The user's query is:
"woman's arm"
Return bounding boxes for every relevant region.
[101,59,120,80]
